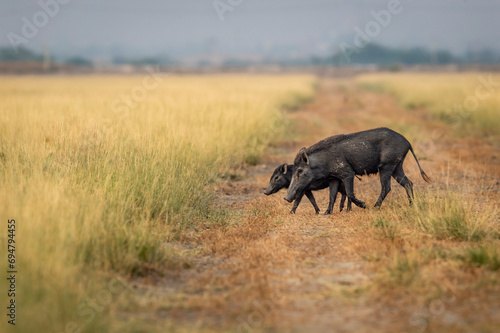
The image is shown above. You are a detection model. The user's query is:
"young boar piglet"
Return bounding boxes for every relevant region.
[265,163,351,214]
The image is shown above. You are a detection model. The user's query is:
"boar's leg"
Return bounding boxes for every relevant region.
[374,165,396,207]
[339,193,346,212]
[342,174,366,209]
[324,179,340,215]
[392,161,414,204]
[304,191,320,214]
[340,195,352,212]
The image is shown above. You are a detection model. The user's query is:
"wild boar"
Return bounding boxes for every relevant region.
[284,127,431,208]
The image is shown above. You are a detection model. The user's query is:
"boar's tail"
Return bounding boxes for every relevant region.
[409,145,431,183]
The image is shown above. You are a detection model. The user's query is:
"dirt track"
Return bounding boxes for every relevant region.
[128,78,500,332]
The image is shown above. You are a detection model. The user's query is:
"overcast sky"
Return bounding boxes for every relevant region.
[1,0,499,59]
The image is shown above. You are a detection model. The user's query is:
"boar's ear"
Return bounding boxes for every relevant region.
[281,163,288,174]
[299,149,309,165]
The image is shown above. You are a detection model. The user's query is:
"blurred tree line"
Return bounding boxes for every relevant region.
[327,43,500,66]
[1,43,499,67]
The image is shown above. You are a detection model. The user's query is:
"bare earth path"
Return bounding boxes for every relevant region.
[126,78,500,333]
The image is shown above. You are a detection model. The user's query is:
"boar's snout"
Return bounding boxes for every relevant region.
[284,194,294,203]
[264,185,276,196]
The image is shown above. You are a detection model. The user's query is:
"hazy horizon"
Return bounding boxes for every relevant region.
[2,0,500,60]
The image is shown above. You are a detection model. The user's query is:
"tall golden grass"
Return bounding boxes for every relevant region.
[356,73,500,137]
[0,74,315,332]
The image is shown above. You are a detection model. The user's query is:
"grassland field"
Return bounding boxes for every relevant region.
[0,72,499,332]
[0,74,315,332]
[356,73,500,138]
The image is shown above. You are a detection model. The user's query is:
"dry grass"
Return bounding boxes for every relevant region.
[1,73,499,332]
[106,75,500,333]
[0,74,315,333]
[356,73,500,138]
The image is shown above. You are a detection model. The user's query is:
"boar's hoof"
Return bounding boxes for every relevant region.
[315,210,320,215]
[289,210,296,214]
[324,210,332,215]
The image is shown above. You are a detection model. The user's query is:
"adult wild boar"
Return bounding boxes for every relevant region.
[284,127,431,209]
[265,163,351,214]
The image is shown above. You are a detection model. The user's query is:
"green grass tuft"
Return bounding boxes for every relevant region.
[372,217,399,240]
[408,194,487,242]
[462,245,500,271]
[385,254,420,287]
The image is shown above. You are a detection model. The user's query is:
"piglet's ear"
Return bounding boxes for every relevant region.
[281,164,288,174]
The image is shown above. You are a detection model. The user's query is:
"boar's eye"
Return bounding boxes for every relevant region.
[297,169,303,176]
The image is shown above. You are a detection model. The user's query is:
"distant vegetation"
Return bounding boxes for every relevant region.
[1,43,500,68]
[327,43,500,66]
[112,55,176,66]
[65,56,92,66]
[0,46,43,62]
[331,43,457,66]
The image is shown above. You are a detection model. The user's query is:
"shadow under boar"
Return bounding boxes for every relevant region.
[264,163,352,214]
[284,127,431,209]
